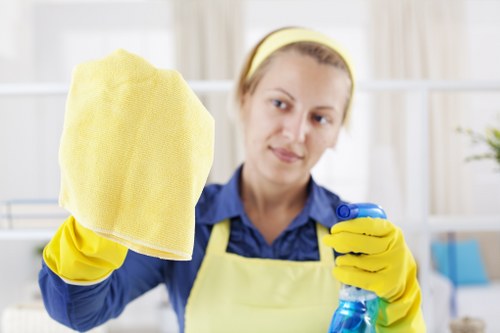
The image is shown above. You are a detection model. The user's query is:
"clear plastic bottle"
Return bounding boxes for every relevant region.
[328,203,387,333]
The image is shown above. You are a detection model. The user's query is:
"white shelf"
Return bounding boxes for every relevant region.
[2,80,500,97]
[2,215,497,240]
[0,80,234,96]
[429,215,500,232]
[0,229,56,241]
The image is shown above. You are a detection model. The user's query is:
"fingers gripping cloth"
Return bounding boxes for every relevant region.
[59,49,214,260]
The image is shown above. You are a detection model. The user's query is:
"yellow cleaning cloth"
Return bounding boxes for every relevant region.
[59,49,214,260]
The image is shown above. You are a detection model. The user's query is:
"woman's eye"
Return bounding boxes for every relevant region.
[271,99,287,110]
[312,114,329,125]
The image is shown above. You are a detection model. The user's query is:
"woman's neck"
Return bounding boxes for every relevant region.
[240,164,309,244]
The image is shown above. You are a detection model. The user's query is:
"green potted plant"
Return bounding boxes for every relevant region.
[457,124,500,169]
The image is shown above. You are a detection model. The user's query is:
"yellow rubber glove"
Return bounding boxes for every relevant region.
[43,216,128,285]
[322,217,426,332]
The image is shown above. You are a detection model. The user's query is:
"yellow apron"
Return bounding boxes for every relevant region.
[185,219,339,333]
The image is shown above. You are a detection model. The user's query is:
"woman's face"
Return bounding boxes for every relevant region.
[241,51,350,186]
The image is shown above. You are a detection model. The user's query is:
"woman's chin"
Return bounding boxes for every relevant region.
[264,163,308,187]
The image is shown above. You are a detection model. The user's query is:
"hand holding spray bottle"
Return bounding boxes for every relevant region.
[328,203,387,333]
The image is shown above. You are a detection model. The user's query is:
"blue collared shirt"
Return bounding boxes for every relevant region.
[39,165,344,333]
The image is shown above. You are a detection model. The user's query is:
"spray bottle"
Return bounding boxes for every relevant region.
[328,203,387,333]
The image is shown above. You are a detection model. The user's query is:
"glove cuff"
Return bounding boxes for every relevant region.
[43,216,128,284]
[377,268,425,331]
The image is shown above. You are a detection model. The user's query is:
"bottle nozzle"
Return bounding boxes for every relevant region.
[336,203,387,221]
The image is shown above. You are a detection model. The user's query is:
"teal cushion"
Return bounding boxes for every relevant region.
[431,239,489,286]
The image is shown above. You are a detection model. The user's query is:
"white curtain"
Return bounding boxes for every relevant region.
[173,0,244,184]
[0,0,24,59]
[0,0,34,81]
[369,0,470,218]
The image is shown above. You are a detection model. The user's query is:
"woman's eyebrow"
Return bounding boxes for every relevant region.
[315,105,338,113]
[267,87,296,102]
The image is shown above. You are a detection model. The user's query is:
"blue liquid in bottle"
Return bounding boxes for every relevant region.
[328,286,379,333]
[328,203,387,333]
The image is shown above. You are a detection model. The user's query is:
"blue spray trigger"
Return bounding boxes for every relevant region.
[336,203,387,221]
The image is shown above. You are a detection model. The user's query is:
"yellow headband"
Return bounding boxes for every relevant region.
[247,27,356,123]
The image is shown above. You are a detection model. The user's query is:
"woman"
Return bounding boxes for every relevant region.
[39,27,425,332]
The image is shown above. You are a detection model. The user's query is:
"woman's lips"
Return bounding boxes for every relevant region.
[270,147,303,163]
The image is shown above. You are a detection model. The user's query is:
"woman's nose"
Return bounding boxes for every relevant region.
[282,112,308,143]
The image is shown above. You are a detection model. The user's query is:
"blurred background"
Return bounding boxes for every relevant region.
[1,0,499,332]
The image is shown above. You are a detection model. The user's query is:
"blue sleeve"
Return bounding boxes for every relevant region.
[38,250,168,332]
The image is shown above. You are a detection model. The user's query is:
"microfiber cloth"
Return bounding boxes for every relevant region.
[59,49,214,260]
